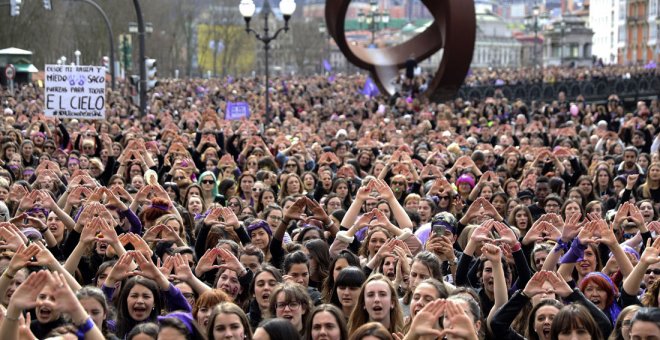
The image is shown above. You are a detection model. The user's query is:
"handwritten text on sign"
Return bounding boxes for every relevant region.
[45,65,106,119]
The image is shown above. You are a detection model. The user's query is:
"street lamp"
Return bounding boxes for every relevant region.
[74,50,81,65]
[532,5,539,68]
[560,21,566,65]
[60,56,67,65]
[358,1,389,47]
[239,0,296,119]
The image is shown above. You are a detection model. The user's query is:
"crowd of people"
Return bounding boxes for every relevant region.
[0,68,658,340]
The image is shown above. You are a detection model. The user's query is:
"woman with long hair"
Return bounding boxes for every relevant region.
[321,251,361,303]
[638,162,660,202]
[329,267,367,318]
[247,265,283,329]
[347,274,403,334]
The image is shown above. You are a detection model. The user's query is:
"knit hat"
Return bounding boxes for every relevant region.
[247,220,272,237]
[456,174,475,189]
[158,311,194,334]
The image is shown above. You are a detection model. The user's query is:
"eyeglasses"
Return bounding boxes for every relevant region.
[44,145,55,150]
[645,268,660,275]
[276,301,301,310]
[286,163,297,168]
[392,181,406,185]
[202,180,215,184]
[439,196,450,201]
[268,216,282,221]
[228,202,241,207]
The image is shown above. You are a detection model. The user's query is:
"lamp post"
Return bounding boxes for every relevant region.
[239,0,296,120]
[357,0,389,47]
[60,56,67,65]
[319,22,330,72]
[532,5,539,68]
[74,50,81,65]
[560,21,566,66]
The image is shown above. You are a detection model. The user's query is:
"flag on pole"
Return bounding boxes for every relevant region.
[323,59,332,72]
[360,76,380,97]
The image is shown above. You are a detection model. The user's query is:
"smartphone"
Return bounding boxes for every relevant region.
[432,224,445,237]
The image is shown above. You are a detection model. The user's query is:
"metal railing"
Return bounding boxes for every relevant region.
[456,74,660,103]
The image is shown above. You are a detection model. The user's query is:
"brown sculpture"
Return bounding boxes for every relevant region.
[325,0,476,101]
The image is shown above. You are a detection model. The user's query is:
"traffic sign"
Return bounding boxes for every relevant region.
[5,64,15,80]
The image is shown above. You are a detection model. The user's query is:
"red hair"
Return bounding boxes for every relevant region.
[579,273,618,308]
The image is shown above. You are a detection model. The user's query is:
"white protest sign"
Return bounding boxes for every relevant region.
[45,65,106,119]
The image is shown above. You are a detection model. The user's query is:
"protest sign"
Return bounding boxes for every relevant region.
[44,65,106,119]
[225,101,250,120]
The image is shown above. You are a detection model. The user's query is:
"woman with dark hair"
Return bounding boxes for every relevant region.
[158,312,205,340]
[247,265,283,329]
[126,322,159,340]
[305,239,331,289]
[329,267,367,318]
[218,178,238,199]
[255,188,277,214]
[550,304,604,340]
[628,307,660,340]
[105,252,192,338]
[331,178,353,210]
[77,286,117,338]
[269,283,313,336]
[304,304,348,340]
[322,250,361,303]
[207,302,253,340]
[254,318,301,340]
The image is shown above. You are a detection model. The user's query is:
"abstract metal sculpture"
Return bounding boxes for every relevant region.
[325,0,476,101]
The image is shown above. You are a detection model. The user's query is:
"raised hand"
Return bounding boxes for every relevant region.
[171,253,195,282]
[8,270,50,310]
[522,271,550,297]
[640,237,660,266]
[195,248,221,277]
[561,212,581,242]
[406,299,446,339]
[217,248,246,275]
[7,244,40,275]
[577,220,599,245]
[0,223,28,251]
[441,300,479,340]
[306,197,331,225]
[284,196,306,222]
[546,271,573,298]
[481,242,502,262]
[470,219,494,243]
[493,222,517,246]
[131,251,170,290]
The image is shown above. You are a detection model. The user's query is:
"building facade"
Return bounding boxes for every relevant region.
[544,15,594,66]
[589,0,620,63]
[618,0,657,64]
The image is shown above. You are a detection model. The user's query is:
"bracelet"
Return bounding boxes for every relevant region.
[75,316,94,340]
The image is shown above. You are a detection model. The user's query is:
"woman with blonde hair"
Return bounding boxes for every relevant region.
[638,162,660,201]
